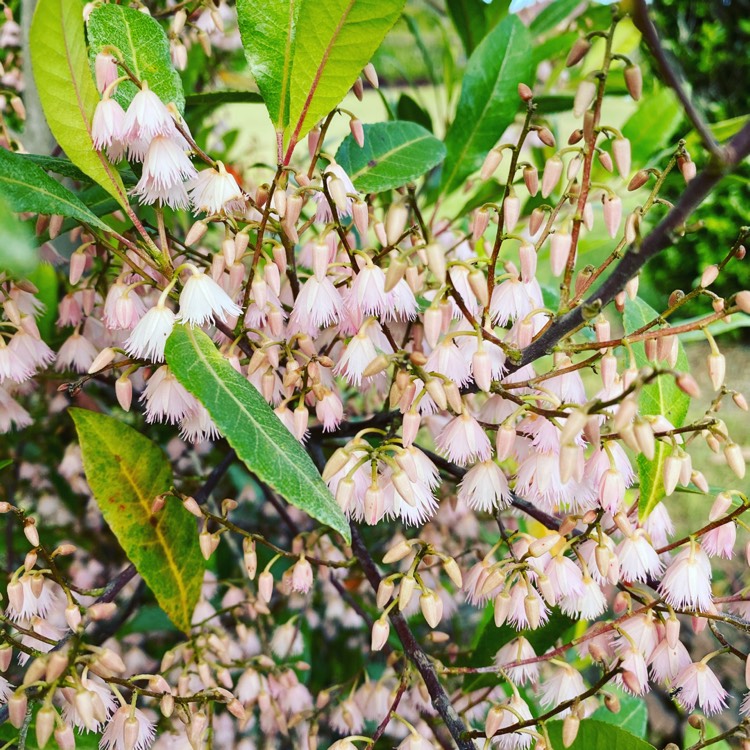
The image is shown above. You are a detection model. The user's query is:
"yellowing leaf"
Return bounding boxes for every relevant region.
[70,409,204,634]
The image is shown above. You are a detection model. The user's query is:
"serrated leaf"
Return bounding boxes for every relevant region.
[623,297,690,519]
[286,0,405,150]
[70,408,204,634]
[0,148,110,231]
[236,0,299,131]
[591,688,648,738]
[546,719,656,750]
[335,121,446,192]
[164,324,351,543]
[88,4,185,113]
[30,0,128,210]
[440,16,534,194]
[0,194,37,276]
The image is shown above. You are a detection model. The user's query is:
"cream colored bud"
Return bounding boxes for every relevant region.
[376,578,395,608]
[383,539,413,565]
[398,575,416,610]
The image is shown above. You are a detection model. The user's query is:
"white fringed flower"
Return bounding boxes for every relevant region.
[658,542,713,611]
[188,162,245,214]
[178,268,241,326]
[457,460,511,512]
[100,705,155,750]
[125,303,176,363]
[671,661,728,715]
[434,412,492,466]
[141,365,198,425]
[132,135,197,208]
[92,97,126,151]
[123,81,175,141]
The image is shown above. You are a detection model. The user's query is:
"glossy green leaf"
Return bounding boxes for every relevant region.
[165,324,351,543]
[0,148,110,232]
[621,88,682,162]
[440,16,534,194]
[396,93,433,132]
[70,408,204,634]
[236,0,299,130]
[22,153,91,182]
[335,121,446,192]
[87,4,185,113]
[0,195,37,276]
[623,297,690,519]
[446,0,508,54]
[286,0,405,148]
[30,0,128,209]
[529,0,581,35]
[591,688,648,738]
[546,719,656,750]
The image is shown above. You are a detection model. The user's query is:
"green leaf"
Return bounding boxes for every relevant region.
[236,0,299,131]
[446,0,508,55]
[30,0,128,210]
[440,16,534,194]
[335,121,446,193]
[529,0,580,35]
[396,93,433,132]
[21,153,91,182]
[87,4,185,113]
[591,688,648,738]
[70,408,204,634]
[286,0,405,148]
[164,324,351,543]
[0,195,37,276]
[621,88,682,163]
[623,297,690,519]
[185,89,264,108]
[546,719,656,750]
[0,148,111,232]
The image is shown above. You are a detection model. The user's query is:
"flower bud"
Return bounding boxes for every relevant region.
[573,80,596,117]
[562,713,580,748]
[529,206,545,236]
[566,37,591,66]
[523,164,539,196]
[371,617,390,651]
[36,705,56,748]
[349,118,365,147]
[8,692,28,728]
[480,148,503,180]
[541,156,563,198]
[503,193,520,232]
[376,578,394,608]
[493,591,511,627]
[398,575,416,610]
[612,137,631,178]
[707,351,726,390]
[383,539,413,565]
[258,570,274,603]
[420,591,443,628]
[602,195,622,238]
[537,126,556,147]
[624,64,642,101]
[724,442,746,479]
[517,82,533,101]
[627,169,650,191]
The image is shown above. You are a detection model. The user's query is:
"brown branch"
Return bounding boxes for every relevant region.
[515,121,750,371]
[631,0,722,158]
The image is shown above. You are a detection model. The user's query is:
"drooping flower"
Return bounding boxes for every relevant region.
[671,661,728,715]
[124,303,176,363]
[539,662,585,716]
[123,81,175,142]
[92,97,127,152]
[141,365,198,425]
[434,412,492,466]
[658,542,713,611]
[178,268,241,326]
[494,636,538,685]
[100,705,155,750]
[457,460,512,513]
[188,162,246,215]
[132,135,197,208]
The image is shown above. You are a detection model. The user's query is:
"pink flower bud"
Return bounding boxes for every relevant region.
[517,82,533,101]
[363,62,379,88]
[663,454,682,496]
[503,193,520,232]
[701,264,719,288]
[566,37,591,66]
[36,705,57,747]
[54,725,76,750]
[480,148,503,180]
[573,80,597,117]
[550,232,571,276]
[377,578,394,608]
[496,423,516,460]
[472,349,492,392]
[628,169,650,191]
[307,128,320,158]
[529,206,545,236]
[679,156,697,182]
[349,118,364,147]
[537,126,556,147]
[258,570,274,603]
[398,575,416,610]
[612,137,632,178]
[420,591,443,628]
[598,149,613,172]
[88,346,115,375]
[523,164,539,196]
[69,250,87,285]
[8,692,27,728]
[734,290,750,313]
[519,242,537,283]
[423,305,443,349]
[602,195,622,238]
[24,521,39,547]
[472,208,490,241]
[563,713,580,748]
[624,64,642,101]
[541,156,563,198]
[724,442,745,479]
